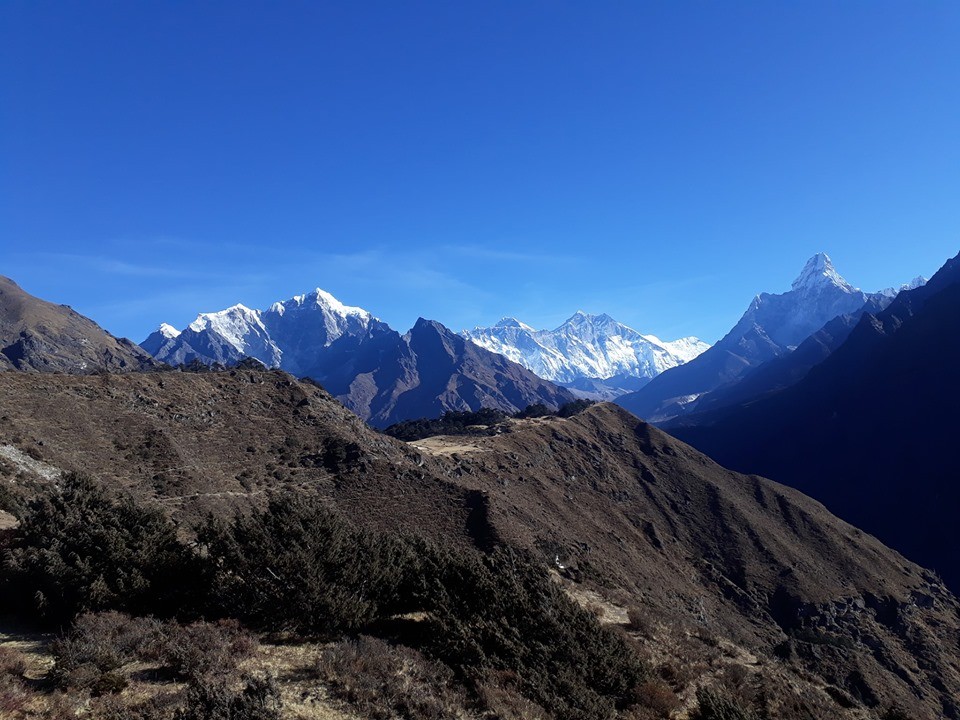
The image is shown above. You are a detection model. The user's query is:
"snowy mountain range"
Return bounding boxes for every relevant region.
[140,253,926,423]
[617,253,927,421]
[140,289,573,426]
[462,312,709,396]
[141,289,382,374]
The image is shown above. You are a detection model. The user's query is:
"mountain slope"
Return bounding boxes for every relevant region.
[616,254,918,422]
[669,251,960,592]
[677,297,886,418]
[0,369,958,717]
[144,289,573,426]
[0,276,154,373]
[309,318,577,426]
[462,312,708,390]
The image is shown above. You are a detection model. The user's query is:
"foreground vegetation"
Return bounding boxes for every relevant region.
[0,473,915,719]
[0,473,673,719]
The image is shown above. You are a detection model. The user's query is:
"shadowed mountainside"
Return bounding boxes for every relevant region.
[616,254,910,422]
[669,252,960,592]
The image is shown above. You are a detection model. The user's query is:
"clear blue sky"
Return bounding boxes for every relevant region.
[2,1,959,344]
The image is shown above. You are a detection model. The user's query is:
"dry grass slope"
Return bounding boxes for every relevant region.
[0,369,958,718]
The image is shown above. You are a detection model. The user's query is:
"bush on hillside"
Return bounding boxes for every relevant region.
[690,687,766,720]
[176,674,282,720]
[1,473,204,622]
[513,402,553,419]
[556,398,596,417]
[315,636,468,720]
[384,408,510,441]
[384,400,597,441]
[50,612,160,692]
[516,399,596,419]
[2,478,648,720]
[198,495,418,636]
[200,495,647,720]
[422,545,647,720]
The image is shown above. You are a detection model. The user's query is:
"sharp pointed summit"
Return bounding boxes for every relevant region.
[617,252,923,422]
[791,252,855,293]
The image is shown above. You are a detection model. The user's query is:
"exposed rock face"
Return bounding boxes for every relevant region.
[0,276,154,373]
[314,318,577,426]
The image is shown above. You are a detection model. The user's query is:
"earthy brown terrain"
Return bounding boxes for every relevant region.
[1,368,959,718]
[0,276,154,373]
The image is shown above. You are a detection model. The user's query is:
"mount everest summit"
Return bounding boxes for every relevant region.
[462,313,709,398]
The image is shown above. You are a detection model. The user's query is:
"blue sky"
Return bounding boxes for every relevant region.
[2,1,959,344]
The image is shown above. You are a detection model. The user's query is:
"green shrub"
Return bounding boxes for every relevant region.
[384,408,509,441]
[198,495,417,636]
[514,403,553,419]
[200,496,646,720]
[556,399,596,418]
[2,473,204,622]
[422,545,647,720]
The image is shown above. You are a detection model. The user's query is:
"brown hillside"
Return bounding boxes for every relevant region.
[0,370,958,718]
[0,276,154,372]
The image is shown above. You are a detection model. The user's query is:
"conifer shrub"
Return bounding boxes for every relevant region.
[421,545,647,720]
[513,403,553,419]
[200,496,647,720]
[2,473,204,622]
[384,407,510,441]
[198,495,418,636]
[556,399,596,417]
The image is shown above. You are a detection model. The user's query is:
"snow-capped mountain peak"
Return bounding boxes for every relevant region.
[145,287,381,374]
[188,304,261,334]
[563,310,612,325]
[157,323,180,339]
[493,317,535,331]
[462,313,710,385]
[270,288,372,319]
[791,252,855,293]
[654,335,713,363]
[876,275,928,299]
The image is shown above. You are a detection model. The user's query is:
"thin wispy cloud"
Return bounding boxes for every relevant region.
[440,244,577,265]
[27,252,270,284]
